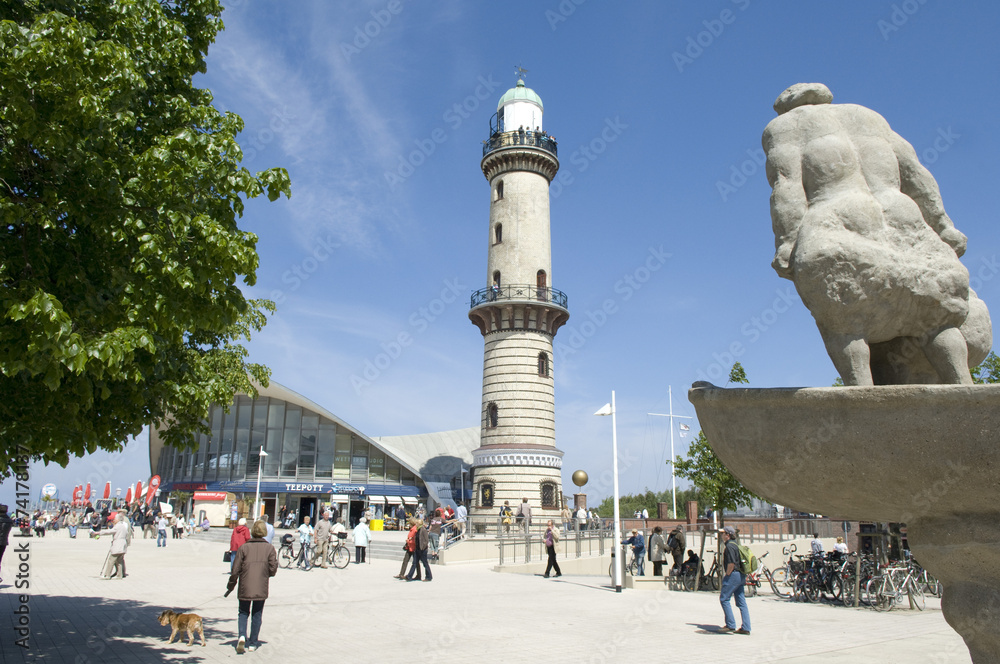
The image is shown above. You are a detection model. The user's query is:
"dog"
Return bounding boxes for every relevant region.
[157,610,206,646]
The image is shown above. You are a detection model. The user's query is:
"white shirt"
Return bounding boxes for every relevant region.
[834,542,849,554]
[456,505,467,522]
[298,523,314,545]
[811,538,824,554]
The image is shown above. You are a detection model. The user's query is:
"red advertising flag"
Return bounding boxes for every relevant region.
[84,483,91,501]
[135,481,143,505]
[103,482,111,499]
[73,485,82,505]
[145,475,160,506]
[125,487,132,503]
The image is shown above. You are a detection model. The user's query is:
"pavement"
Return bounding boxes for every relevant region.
[0,530,973,663]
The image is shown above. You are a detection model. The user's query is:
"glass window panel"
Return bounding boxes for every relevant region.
[264,429,281,476]
[217,427,234,477]
[284,404,301,430]
[350,441,368,482]
[316,428,335,479]
[385,459,400,484]
[224,405,236,430]
[302,412,319,429]
[233,427,249,479]
[247,430,265,476]
[253,397,269,429]
[298,431,317,479]
[280,428,299,477]
[211,405,223,430]
[369,448,385,482]
[267,401,285,429]
[334,430,352,480]
[237,396,252,429]
[401,469,415,485]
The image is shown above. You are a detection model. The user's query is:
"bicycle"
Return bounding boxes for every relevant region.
[745,552,791,598]
[865,564,925,612]
[679,553,720,591]
[278,534,313,570]
[326,532,351,569]
[608,547,639,578]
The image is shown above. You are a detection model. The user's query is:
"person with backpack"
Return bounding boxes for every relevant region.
[718,526,750,635]
[667,525,686,574]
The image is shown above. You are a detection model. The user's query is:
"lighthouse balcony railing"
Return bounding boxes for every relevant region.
[483,130,558,158]
[470,284,568,310]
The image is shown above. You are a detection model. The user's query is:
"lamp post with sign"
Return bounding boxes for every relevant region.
[253,447,268,520]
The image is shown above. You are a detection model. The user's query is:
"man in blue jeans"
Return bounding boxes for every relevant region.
[718,526,750,635]
[623,528,646,576]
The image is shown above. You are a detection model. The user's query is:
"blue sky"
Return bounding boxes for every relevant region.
[6,1,1000,509]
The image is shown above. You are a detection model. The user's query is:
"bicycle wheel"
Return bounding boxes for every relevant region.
[870,577,893,612]
[332,546,350,569]
[279,546,294,569]
[745,576,758,597]
[768,571,792,599]
[841,575,857,607]
[627,559,638,576]
[803,577,821,603]
[830,575,844,603]
[682,572,696,592]
[771,566,788,584]
[705,572,720,591]
[907,579,926,611]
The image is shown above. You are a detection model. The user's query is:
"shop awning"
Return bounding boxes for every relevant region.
[327,494,350,502]
[366,495,386,503]
[385,497,403,504]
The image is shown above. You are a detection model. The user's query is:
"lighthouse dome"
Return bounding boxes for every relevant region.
[497,79,543,111]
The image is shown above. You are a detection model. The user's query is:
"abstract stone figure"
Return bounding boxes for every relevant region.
[763,83,991,385]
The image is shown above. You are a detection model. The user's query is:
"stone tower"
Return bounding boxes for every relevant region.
[468,78,569,522]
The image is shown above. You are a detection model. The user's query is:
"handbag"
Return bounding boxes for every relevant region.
[223,550,232,563]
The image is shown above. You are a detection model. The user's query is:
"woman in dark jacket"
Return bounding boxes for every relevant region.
[226,520,277,653]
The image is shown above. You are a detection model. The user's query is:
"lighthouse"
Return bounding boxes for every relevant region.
[468,76,569,523]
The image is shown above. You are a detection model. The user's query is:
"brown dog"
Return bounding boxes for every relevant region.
[157,610,206,646]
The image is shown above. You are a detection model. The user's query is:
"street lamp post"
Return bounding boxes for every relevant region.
[253,446,268,520]
[595,392,623,593]
[115,487,121,509]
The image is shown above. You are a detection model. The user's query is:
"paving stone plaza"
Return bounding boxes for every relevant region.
[1,530,970,663]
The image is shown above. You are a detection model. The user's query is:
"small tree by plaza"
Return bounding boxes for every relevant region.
[673,363,761,527]
[0,1,290,477]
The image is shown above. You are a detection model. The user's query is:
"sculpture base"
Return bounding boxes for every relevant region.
[688,382,1000,664]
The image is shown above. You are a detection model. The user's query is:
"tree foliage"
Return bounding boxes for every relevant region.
[0,0,290,476]
[673,363,759,525]
[971,351,1000,384]
[594,486,704,520]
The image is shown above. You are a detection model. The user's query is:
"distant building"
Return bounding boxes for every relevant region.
[151,381,477,525]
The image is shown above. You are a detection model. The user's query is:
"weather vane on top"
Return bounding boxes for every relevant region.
[514,64,529,81]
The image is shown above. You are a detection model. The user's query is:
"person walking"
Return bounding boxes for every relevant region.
[649,526,667,576]
[405,519,432,581]
[623,528,646,576]
[668,525,686,574]
[0,505,13,582]
[101,513,131,579]
[313,513,332,568]
[156,513,169,548]
[230,517,251,572]
[718,526,750,635]
[226,520,277,653]
[543,520,561,578]
[352,517,371,564]
[142,510,156,539]
[428,509,443,557]
[395,519,417,579]
[296,516,313,570]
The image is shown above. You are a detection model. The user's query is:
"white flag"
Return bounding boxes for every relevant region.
[679,423,690,431]
[594,403,613,416]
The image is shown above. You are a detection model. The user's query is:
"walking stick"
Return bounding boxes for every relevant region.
[99,550,111,578]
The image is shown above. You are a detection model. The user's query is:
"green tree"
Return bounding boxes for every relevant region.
[971,351,1000,384]
[673,363,760,526]
[0,1,290,477]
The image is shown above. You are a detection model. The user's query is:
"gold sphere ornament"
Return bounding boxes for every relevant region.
[572,470,588,487]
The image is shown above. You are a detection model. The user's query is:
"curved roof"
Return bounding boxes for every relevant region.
[149,380,480,483]
[497,79,543,111]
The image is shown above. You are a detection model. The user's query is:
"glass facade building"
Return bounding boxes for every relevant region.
[151,382,476,525]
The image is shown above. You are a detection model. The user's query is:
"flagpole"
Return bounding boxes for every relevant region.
[649,385,693,519]
[595,394,622,592]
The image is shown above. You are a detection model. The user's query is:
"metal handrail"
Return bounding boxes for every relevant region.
[470,284,568,309]
[483,130,558,158]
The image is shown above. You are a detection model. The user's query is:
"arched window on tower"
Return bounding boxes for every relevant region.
[496,180,504,201]
[494,223,502,245]
[540,481,557,508]
[536,270,548,301]
[487,402,499,428]
[538,352,550,377]
[479,481,495,508]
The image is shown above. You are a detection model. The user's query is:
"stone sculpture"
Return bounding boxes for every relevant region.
[763,82,991,385]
